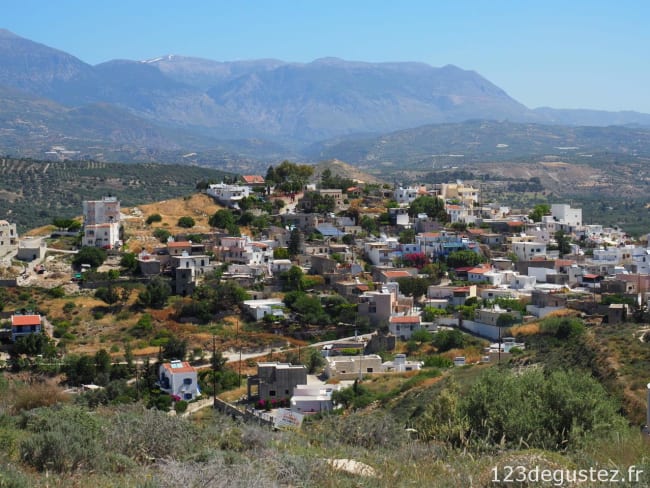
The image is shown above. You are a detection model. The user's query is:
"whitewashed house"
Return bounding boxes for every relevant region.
[158,360,200,401]
[291,384,341,414]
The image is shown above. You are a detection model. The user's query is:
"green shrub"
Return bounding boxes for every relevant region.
[145,213,162,225]
[423,355,453,368]
[177,216,195,228]
[19,406,103,473]
[540,316,585,339]
[174,400,188,414]
[48,286,65,298]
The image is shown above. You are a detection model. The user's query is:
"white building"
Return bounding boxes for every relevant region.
[82,196,121,249]
[207,183,251,207]
[16,237,46,261]
[325,355,383,380]
[381,354,423,373]
[219,236,273,266]
[510,274,537,290]
[550,204,582,228]
[388,316,422,341]
[0,220,18,257]
[393,186,419,205]
[82,222,121,249]
[158,360,200,401]
[243,298,285,321]
[511,241,547,261]
[290,384,341,414]
[271,259,293,274]
[83,196,120,226]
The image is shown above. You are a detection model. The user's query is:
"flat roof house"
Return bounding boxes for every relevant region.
[247,362,307,402]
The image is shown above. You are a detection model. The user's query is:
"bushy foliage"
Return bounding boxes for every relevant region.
[72,246,107,269]
[177,281,249,323]
[104,406,198,462]
[415,368,625,451]
[63,354,97,386]
[13,333,56,358]
[209,209,235,230]
[198,369,240,396]
[162,337,188,361]
[153,228,171,243]
[422,306,448,322]
[446,250,485,269]
[432,329,466,352]
[463,368,624,450]
[130,313,154,338]
[396,276,434,298]
[422,355,454,368]
[20,405,103,473]
[540,316,585,339]
[408,195,447,220]
[138,276,171,309]
[145,213,162,225]
[120,252,138,273]
[266,161,313,193]
[177,216,195,228]
[95,285,119,306]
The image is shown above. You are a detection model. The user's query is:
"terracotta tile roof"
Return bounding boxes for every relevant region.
[583,273,600,279]
[555,259,575,267]
[468,266,491,274]
[420,232,441,238]
[389,316,421,323]
[242,175,265,184]
[12,315,41,326]
[454,266,474,272]
[383,270,412,278]
[168,241,192,248]
[162,361,196,374]
[507,221,524,227]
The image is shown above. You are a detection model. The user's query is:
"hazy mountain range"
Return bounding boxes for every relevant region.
[2,28,650,166]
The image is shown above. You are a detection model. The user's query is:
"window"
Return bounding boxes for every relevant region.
[183,378,192,385]
[269,390,276,397]
[184,393,192,400]
[285,389,289,395]
[366,368,373,373]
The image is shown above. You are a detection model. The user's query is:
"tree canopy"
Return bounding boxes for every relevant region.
[408,195,447,221]
[265,161,314,193]
[73,247,107,269]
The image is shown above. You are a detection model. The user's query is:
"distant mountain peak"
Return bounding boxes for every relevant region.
[142,54,177,64]
[0,28,20,39]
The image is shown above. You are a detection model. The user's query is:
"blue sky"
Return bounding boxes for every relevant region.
[5,0,650,112]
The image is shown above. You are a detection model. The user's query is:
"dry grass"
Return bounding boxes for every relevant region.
[123,193,224,253]
[9,380,71,414]
[510,322,541,336]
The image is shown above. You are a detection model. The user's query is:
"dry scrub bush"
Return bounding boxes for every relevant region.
[10,380,70,414]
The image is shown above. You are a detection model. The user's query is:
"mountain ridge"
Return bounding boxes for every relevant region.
[0,28,649,164]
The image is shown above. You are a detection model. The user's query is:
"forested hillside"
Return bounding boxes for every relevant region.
[0,158,233,231]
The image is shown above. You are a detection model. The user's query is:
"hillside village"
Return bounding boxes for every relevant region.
[2,161,650,484]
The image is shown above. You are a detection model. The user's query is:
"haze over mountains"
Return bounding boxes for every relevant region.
[1,28,650,166]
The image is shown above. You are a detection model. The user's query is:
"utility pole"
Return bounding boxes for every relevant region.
[237,319,242,387]
[498,326,502,364]
[212,335,217,409]
[135,364,140,401]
